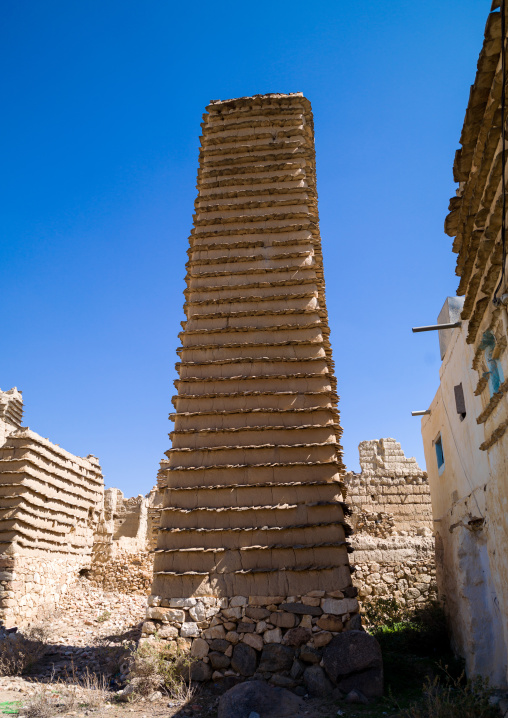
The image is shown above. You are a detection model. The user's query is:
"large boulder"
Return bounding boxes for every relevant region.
[218,680,304,718]
[231,643,258,676]
[190,660,212,682]
[322,630,383,699]
[303,665,334,696]
[209,651,231,670]
[282,626,311,648]
[258,644,294,673]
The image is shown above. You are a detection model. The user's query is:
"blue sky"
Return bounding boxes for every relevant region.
[1,0,489,494]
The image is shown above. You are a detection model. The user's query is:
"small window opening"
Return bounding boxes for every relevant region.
[454,383,466,421]
[79,568,90,578]
[434,434,445,473]
[480,331,504,397]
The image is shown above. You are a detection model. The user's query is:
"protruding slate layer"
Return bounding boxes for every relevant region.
[443,8,504,342]
[153,93,352,599]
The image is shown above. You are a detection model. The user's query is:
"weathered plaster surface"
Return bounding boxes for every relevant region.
[422,320,508,685]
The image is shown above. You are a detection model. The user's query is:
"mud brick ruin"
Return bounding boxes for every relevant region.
[345,439,436,612]
[0,388,104,626]
[145,92,366,686]
[0,387,162,623]
[88,487,162,595]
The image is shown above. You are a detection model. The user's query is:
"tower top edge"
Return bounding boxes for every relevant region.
[208,92,306,108]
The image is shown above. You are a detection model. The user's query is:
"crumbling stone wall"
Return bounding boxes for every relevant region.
[345,439,437,612]
[0,387,163,623]
[0,388,23,447]
[0,425,104,626]
[88,487,161,594]
[87,548,154,595]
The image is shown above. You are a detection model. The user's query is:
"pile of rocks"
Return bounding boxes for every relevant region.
[87,549,153,596]
[28,576,147,656]
[143,589,363,691]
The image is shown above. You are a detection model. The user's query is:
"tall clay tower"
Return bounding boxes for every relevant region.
[147,93,359,664]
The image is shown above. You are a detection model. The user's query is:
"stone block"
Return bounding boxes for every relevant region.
[270,612,296,628]
[245,607,271,621]
[190,660,212,682]
[191,638,209,658]
[218,681,303,718]
[204,624,226,640]
[313,631,333,648]
[303,665,334,695]
[209,652,231,670]
[225,631,240,644]
[282,626,311,648]
[317,615,343,632]
[230,596,247,607]
[302,596,321,606]
[299,645,321,664]
[209,639,230,653]
[263,627,282,644]
[242,632,264,651]
[158,624,179,639]
[323,631,383,699]
[258,644,294,673]
[169,597,197,608]
[231,643,258,677]
[280,602,322,616]
[146,607,185,623]
[237,621,255,633]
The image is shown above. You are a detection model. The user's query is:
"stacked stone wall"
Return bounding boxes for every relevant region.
[345,439,437,612]
[143,588,360,686]
[87,548,154,595]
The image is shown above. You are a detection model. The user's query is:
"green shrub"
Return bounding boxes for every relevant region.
[369,599,450,658]
[401,673,498,718]
[127,639,195,700]
[364,596,408,628]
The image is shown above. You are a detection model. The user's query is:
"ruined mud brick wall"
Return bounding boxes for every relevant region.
[0,428,104,626]
[0,388,23,448]
[345,439,437,612]
[88,487,162,594]
[146,92,358,686]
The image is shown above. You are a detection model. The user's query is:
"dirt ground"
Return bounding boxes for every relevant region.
[0,580,400,718]
[0,680,397,718]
